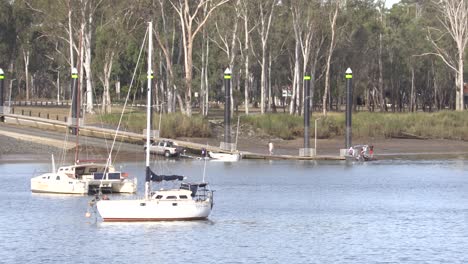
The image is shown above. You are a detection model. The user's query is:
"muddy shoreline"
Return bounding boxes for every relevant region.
[1,131,468,163]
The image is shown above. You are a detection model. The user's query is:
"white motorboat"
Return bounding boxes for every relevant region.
[208,151,241,162]
[95,22,213,221]
[31,162,137,194]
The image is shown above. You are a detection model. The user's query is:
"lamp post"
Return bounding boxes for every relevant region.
[0,68,4,122]
[304,74,311,150]
[345,68,353,149]
[224,67,232,148]
[9,79,16,109]
[71,67,78,135]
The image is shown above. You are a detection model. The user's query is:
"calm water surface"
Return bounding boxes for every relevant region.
[1,159,468,263]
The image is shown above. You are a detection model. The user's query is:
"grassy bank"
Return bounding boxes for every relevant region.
[241,111,468,141]
[13,105,467,141]
[97,112,211,138]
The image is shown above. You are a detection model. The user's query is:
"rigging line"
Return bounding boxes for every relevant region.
[91,79,111,156]
[60,86,75,167]
[104,26,149,173]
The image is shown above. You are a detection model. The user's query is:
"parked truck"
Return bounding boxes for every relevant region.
[145,140,184,157]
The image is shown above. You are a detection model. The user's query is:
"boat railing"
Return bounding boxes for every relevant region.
[194,187,212,202]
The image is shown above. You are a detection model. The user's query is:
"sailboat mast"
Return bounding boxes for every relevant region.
[145,21,153,199]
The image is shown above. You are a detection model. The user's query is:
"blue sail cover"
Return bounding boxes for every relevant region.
[146,167,184,182]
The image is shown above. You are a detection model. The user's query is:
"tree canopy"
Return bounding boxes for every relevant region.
[1,0,467,114]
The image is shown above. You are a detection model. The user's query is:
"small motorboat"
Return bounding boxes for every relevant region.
[346,144,375,161]
[207,151,241,162]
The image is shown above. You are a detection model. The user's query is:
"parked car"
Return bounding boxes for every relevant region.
[144,140,184,157]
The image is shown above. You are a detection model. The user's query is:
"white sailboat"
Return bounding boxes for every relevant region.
[95,22,213,222]
[30,69,137,195]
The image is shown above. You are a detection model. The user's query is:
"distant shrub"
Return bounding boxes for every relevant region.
[241,111,468,140]
[98,110,468,141]
[97,112,211,138]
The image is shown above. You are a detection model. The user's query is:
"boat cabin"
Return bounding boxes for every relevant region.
[57,164,117,179]
[150,183,211,201]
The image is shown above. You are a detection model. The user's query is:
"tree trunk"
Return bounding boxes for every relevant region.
[204,39,209,116]
[23,49,30,101]
[81,1,94,114]
[68,1,74,70]
[242,1,250,115]
[410,67,415,112]
[457,55,464,110]
[377,35,385,111]
[171,0,229,116]
[267,53,272,112]
[100,50,114,114]
[322,3,338,116]
[290,39,300,115]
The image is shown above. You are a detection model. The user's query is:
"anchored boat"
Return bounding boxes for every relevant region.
[94,22,213,221]
[31,162,137,194]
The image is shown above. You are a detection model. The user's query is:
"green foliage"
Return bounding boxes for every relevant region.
[242,112,468,140]
[242,114,304,139]
[0,1,16,66]
[98,112,211,138]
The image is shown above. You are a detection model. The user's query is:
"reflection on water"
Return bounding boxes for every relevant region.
[1,159,468,263]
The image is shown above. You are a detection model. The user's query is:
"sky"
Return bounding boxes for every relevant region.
[385,0,401,8]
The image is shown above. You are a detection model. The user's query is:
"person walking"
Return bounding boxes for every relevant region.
[268,141,274,155]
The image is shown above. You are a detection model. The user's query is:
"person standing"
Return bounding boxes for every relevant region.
[268,141,274,155]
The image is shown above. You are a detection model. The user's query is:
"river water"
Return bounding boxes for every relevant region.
[1,158,468,263]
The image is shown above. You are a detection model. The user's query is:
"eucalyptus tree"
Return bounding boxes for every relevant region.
[238,0,256,115]
[169,0,231,117]
[153,0,184,114]
[13,0,67,101]
[289,0,325,115]
[336,0,392,112]
[322,0,340,115]
[24,0,83,103]
[211,0,241,117]
[93,1,130,114]
[265,2,289,113]
[376,0,386,111]
[199,3,210,116]
[0,1,16,70]
[11,1,33,100]
[250,0,276,114]
[77,0,105,114]
[425,0,468,110]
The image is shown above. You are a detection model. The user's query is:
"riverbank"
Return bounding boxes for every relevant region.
[2,130,468,163]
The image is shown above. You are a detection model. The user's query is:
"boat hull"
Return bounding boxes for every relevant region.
[96,198,212,222]
[31,173,88,195]
[31,165,138,195]
[208,152,241,162]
